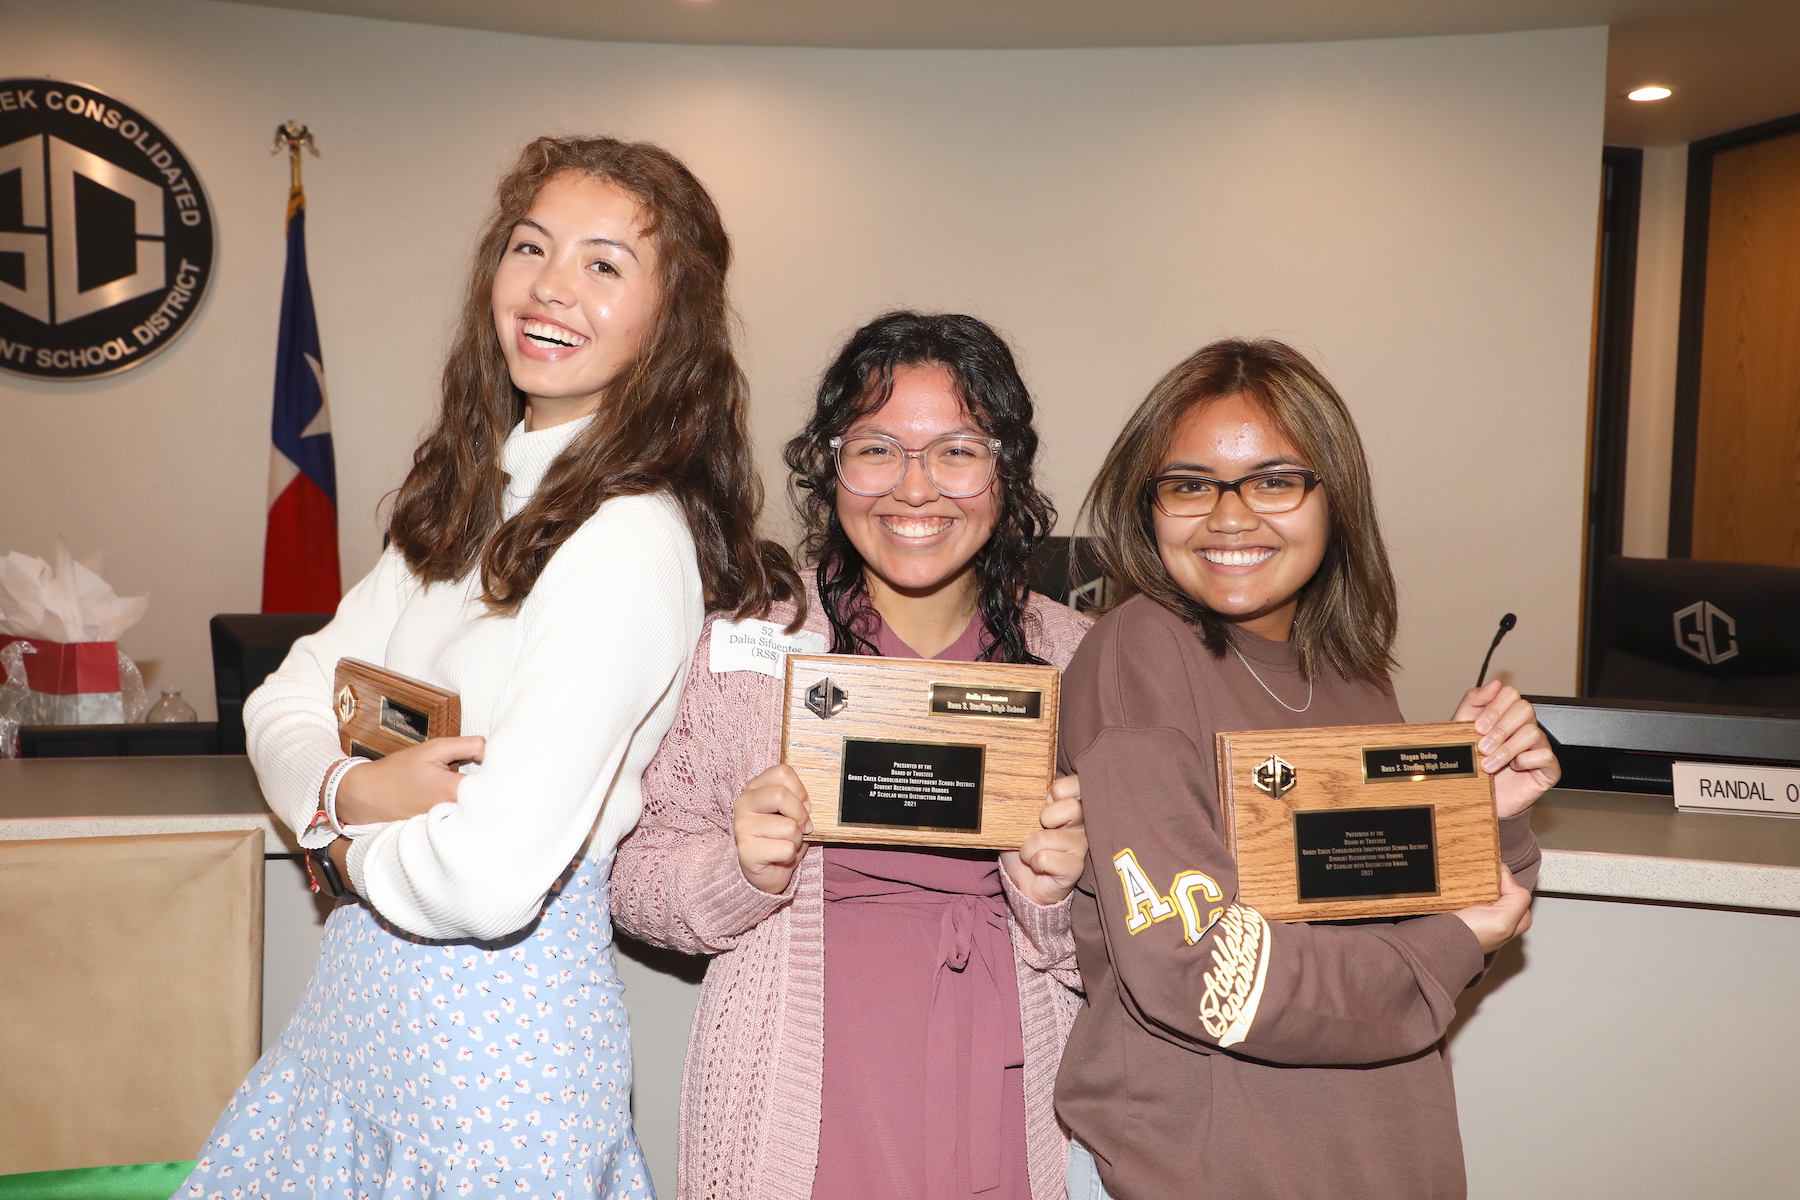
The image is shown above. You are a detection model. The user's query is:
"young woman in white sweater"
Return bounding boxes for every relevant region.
[180,136,798,1200]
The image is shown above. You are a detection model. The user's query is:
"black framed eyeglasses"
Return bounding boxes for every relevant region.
[1147,469,1323,517]
[830,433,1002,499]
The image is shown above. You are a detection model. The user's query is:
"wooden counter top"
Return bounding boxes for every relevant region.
[0,756,294,851]
[1534,788,1800,912]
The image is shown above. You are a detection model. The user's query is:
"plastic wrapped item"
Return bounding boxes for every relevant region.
[118,650,149,724]
[0,538,149,727]
[0,639,32,758]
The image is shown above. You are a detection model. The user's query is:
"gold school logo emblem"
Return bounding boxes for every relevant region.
[0,79,214,379]
[1252,754,1296,800]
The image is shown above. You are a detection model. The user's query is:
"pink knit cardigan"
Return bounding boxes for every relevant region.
[611,581,1093,1200]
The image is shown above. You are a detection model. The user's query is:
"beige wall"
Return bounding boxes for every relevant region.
[1452,894,1800,1198]
[1620,144,1688,559]
[0,0,1605,721]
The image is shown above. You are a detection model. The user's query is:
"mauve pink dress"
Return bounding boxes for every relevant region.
[810,614,1032,1200]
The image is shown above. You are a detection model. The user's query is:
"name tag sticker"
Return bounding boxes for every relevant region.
[709,618,827,679]
[1673,761,1800,818]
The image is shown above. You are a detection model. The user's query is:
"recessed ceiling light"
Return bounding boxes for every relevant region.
[1627,86,1674,102]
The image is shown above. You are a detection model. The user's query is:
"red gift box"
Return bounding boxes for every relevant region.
[0,636,121,696]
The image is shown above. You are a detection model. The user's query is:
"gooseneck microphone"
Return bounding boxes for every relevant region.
[1476,615,1519,690]
[1475,613,1517,688]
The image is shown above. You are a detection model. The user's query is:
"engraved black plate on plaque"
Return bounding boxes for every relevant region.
[839,738,984,831]
[380,697,431,743]
[1362,743,1476,783]
[928,683,1042,720]
[1294,806,1438,901]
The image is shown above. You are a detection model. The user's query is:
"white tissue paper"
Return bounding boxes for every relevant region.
[0,538,150,747]
[0,538,148,643]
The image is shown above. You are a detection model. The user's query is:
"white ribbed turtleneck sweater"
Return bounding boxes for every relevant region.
[245,417,703,940]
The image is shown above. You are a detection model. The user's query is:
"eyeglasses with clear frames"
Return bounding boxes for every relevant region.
[831,433,1003,499]
[1147,469,1324,517]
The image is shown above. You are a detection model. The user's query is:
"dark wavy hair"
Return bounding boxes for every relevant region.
[386,135,798,619]
[782,311,1056,665]
[1081,337,1398,684]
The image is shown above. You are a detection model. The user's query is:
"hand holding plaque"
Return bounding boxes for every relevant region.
[1217,721,1500,922]
[780,653,1060,849]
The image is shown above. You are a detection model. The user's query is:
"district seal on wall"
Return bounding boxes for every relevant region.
[0,78,215,379]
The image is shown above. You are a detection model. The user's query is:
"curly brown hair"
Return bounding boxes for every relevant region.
[783,312,1056,664]
[1081,337,1397,684]
[386,135,798,620]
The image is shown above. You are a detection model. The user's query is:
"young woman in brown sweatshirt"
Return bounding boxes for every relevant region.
[1056,338,1557,1200]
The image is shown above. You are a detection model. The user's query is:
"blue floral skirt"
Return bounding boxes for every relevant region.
[180,857,654,1200]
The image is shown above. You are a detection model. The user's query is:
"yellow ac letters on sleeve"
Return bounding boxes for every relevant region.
[1113,848,1176,934]
[1169,869,1225,945]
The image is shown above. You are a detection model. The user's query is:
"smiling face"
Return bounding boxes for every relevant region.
[836,363,1001,600]
[1152,392,1330,641]
[490,172,661,428]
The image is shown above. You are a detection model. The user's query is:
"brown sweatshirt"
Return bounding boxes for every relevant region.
[1055,596,1541,1200]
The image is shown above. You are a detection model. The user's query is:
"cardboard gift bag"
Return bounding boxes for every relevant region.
[0,635,131,724]
[0,540,150,743]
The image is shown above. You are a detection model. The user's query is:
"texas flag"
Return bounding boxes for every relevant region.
[261,182,342,613]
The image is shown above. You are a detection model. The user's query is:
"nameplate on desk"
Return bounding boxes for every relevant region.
[1673,761,1800,818]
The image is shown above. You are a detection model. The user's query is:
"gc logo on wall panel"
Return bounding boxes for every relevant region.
[0,79,214,379]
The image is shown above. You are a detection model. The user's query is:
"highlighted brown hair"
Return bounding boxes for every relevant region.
[386,135,798,620]
[1081,338,1397,684]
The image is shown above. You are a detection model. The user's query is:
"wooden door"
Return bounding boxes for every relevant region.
[1690,127,1800,566]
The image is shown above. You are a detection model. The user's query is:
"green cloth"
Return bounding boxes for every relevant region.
[0,1163,195,1200]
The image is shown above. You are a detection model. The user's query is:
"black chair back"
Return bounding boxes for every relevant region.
[1594,556,1800,707]
[210,613,332,755]
[1026,536,1109,614]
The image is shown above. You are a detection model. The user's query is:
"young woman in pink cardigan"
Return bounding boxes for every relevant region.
[612,311,1092,1200]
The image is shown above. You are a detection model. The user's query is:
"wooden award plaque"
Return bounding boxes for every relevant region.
[333,658,461,759]
[1217,721,1500,922]
[781,653,1060,849]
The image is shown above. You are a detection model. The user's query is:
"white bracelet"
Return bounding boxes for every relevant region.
[320,756,370,837]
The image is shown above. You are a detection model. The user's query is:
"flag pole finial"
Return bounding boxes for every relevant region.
[272,121,319,192]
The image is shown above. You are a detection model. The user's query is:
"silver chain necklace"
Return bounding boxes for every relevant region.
[1231,643,1313,713]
